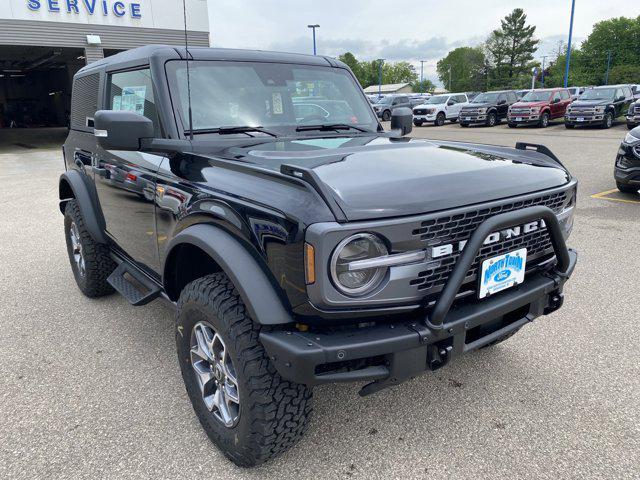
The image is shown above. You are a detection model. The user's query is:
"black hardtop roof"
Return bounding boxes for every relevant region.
[75,44,343,77]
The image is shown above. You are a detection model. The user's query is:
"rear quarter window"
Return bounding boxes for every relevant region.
[70,73,100,131]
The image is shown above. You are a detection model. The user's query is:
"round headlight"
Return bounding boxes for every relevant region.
[330,233,388,296]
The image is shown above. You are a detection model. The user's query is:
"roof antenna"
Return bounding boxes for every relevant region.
[182,0,194,140]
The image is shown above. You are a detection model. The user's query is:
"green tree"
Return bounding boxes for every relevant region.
[579,16,640,85]
[336,54,418,88]
[411,79,436,93]
[608,64,640,84]
[436,47,486,92]
[486,8,539,89]
[384,61,418,85]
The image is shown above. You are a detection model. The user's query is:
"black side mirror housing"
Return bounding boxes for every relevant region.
[552,98,560,104]
[94,110,155,151]
[390,107,413,136]
[447,100,455,106]
[498,99,506,105]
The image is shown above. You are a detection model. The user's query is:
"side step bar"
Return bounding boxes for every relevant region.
[107,261,161,306]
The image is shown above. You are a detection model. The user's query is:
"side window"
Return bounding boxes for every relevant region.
[623,87,632,98]
[392,97,400,106]
[108,68,160,134]
[507,92,517,103]
[560,90,570,100]
[448,96,457,104]
[498,93,507,104]
[455,95,466,103]
[615,88,624,101]
[553,92,562,102]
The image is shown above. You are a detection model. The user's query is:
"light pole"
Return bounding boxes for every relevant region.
[377,59,385,99]
[563,0,575,88]
[420,60,426,93]
[604,51,612,85]
[307,24,320,55]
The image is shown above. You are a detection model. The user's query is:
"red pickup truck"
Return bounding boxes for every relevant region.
[508,88,573,128]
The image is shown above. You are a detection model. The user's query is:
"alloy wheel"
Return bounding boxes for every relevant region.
[69,221,85,277]
[190,321,241,427]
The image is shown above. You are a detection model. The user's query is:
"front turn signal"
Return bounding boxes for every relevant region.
[304,243,316,285]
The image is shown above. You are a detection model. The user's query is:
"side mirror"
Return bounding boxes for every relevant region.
[498,99,506,105]
[447,100,455,106]
[552,98,561,104]
[617,96,626,102]
[94,110,154,151]
[390,107,413,136]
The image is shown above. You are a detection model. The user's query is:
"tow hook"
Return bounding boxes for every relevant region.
[544,291,564,314]
[427,344,452,371]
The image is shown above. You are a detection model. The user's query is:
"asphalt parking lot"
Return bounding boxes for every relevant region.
[1,121,638,479]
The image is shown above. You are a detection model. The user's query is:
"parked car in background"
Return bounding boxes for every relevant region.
[412,93,469,126]
[507,88,572,128]
[465,91,481,101]
[373,94,411,121]
[409,93,431,107]
[629,84,640,100]
[565,84,634,129]
[626,99,640,129]
[516,90,531,100]
[567,86,586,100]
[459,90,518,127]
[614,126,640,193]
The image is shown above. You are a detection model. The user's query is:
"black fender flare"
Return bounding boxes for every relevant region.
[163,224,293,325]
[59,170,109,244]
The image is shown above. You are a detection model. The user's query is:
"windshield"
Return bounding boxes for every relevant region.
[166,60,378,134]
[424,95,449,104]
[520,91,553,102]
[472,92,500,103]
[579,88,615,101]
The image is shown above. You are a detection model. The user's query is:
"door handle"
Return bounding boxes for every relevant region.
[92,166,108,177]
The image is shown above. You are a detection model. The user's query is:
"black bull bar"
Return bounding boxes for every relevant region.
[260,206,577,395]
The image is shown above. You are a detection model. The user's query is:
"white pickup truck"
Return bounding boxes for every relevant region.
[412,93,469,126]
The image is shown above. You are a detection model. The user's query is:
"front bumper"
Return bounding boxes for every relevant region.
[627,115,640,127]
[459,113,487,124]
[261,206,577,395]
[615,144,640,185]
[413,113,437,122]
[508,114,540,125]
[565,114,604,125]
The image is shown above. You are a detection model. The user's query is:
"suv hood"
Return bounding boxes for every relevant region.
[512,101,549,108]
[223,136,570,221]
[571,98,611,107]
[463,102,492,108]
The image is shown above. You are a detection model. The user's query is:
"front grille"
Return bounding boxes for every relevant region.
[569,106,596,115]
[409,190,568,296]
[460,109,479,115]
[414,108,427,115]
[510,108,531,115]
[634,105,640,115]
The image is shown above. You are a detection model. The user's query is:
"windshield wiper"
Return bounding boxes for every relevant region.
[296,123,370,133]
[186,125,279,137]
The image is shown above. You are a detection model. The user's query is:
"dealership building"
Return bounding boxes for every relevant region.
[0,0,210,128]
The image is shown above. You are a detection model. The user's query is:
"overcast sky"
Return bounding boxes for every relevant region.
[206,1,632,85]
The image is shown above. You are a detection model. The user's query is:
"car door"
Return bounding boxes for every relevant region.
[496,93,508,118]
[550,91,563,118]
[93,67,165,272]
[452,95,466,118]
[559,89,572,116]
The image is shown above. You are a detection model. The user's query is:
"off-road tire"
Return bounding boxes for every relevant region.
[434,112,445,126]
[460,123,469,127]
[382,110,391,122]
[628,123,636,130]
[616,182,638,194]
[64,199,115,297]
[508,123,517,128]
[176,273,312,467]
[602,112,613,129]
[480,327,522,349]
[450,117,458,123]
[413,120,423,127]
[486,112,497,127]
[539,112,550,128]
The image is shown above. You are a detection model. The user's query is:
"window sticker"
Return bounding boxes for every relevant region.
[272,92,283,115]
[112,95,122,110]
[120,86,146,115]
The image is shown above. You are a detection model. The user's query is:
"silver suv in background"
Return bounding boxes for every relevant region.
[373,94,411,121]
[412,93,469,126]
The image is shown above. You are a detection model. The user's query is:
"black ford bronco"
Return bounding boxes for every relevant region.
[59,45,577,466]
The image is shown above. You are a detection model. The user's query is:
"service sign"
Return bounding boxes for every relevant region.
[26,0,143,19]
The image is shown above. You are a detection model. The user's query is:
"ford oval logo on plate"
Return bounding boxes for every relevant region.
[494,270,511,282]
[479,248,527,299]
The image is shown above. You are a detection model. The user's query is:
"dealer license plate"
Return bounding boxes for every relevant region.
[516,117,523,122]
[577,117,584,122]
[465,117,471,121]
[478,248,527,299]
